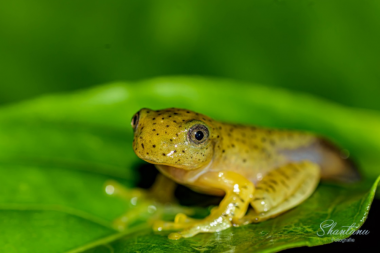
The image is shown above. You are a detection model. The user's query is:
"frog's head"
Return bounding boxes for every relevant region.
[131,108,218,170]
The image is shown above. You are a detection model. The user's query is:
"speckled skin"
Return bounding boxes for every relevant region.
[130,108,359,239]
[133,108,323,193]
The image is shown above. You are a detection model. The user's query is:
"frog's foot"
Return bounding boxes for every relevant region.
[153,213,200,233]
[167,215,232,240]
[104,180,161,231]
[155,171,254,239]
[154,212,231,240]
[235,161,320,225]
[104,175,179,231]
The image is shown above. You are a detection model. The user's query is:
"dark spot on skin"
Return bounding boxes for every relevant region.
[174,150,177,153]
[153,123,156,125]
[243,159,246,163]
[146,152,149,155]
[156,133,159,135]
[280,179,289,188]
[141,143,144,149]
[165,131,167,134]
[178,159,180,161]
[222,150,225,153]
[270,140,276,146]
[253,198,264,201]
[232,144,235,148]
[141,126,144,131]
[187,111,190,113]
[173,120,177,123]
[217,135,219,138]
[268,179,278,185]
[278,170,289,179]
[182,120,185,122]
[147,111,150,113]
[268,185,276,192]
[166,125,169,127]
[174,113,178,115]
[153,145,156,148]
[153,118,155,120]
[140,137,142,139]
[182,150,185,153]
[169,115,172,118]
[202,118,206,120]
[162,118,164,120]
[261,137,267,142]
[162,153,165,156]
[152,129,156,131]
[219,126,222,130]
[256,187,263,190]
[170,139,172,141]
[176,133,178,136]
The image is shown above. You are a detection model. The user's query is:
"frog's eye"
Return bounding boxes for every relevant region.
[131,112,139,131]
[188,124,209,144]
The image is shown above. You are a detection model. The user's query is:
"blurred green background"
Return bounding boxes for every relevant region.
[1,0,380,109]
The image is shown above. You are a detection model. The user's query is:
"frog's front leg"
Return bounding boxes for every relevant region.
[236,161,320,225]
[154,171,254,239]
[105,174,177,230]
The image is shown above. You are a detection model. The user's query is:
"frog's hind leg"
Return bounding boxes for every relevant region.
[236,161,320,225]
[154,171,254,239]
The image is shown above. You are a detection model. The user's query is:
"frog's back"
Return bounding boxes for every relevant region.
[211,122,360,184]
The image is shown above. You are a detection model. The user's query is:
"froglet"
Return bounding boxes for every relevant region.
[119,108,360,239]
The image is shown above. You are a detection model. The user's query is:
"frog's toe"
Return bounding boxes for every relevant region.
[153,213,202,233]
[174,213,200,224]
[153,220,194,231]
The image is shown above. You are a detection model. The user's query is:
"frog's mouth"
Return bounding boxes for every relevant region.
[155,159,214,185]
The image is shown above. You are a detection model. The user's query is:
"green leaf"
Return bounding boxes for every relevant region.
[82,177,380,253]
[0,77,379,252]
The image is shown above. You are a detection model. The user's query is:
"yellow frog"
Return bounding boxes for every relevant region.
[112,108,360,240]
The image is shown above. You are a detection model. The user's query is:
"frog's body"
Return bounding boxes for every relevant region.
[124,108,359,239]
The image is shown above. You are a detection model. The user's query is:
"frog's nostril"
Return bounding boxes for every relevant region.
[131,112,140,130]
